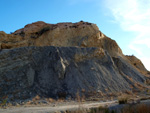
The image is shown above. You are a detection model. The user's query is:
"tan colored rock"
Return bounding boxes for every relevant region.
[0,21,123,57]
[13,21,48,34]
[0,31,25,49]
[126,55,150,77]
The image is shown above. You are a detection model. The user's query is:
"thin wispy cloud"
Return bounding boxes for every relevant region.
[104,0,150,70]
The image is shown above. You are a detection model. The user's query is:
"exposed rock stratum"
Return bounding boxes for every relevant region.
[0,21,150,101]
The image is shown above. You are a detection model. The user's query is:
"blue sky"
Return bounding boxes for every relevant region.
[0,0,150,70]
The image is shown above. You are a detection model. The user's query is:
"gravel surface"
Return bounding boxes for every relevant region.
[0,100,117,113]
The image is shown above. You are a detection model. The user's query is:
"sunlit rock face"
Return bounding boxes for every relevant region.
[0,21,149,101]
[0,21,123,57]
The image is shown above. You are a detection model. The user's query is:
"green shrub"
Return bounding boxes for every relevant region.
[0,98,7,107]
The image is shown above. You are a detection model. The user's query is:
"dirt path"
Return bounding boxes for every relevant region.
[0,100,117,113]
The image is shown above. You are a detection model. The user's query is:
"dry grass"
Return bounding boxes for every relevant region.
[118,95,129,104]
[90,106,112,113]
[67,103,150,113]
[46,98,55,103]
[32,95,40,102]
[121,104,150,113]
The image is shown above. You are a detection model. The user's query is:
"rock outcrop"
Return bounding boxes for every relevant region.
[0,21,122,57]
[0,46,148,100]
[126,55,150,76]
[0,21,149,102]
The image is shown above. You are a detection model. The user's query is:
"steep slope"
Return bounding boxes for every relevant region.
[0,21,149,102]
[0,46,148,101]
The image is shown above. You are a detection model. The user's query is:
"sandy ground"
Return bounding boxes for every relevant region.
[0,100,117,113]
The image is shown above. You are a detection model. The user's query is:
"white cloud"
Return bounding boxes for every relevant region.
[139,57,150,72]
[104,0,150,70]
[128,44,142,55]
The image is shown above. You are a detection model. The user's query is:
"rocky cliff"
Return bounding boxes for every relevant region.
[0,21,150,102]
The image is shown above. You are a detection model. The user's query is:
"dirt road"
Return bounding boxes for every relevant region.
[0,100,117,113]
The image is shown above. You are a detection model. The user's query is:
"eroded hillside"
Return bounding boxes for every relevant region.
[0,21,150,102]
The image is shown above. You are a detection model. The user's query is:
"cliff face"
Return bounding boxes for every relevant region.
[0,21,149,101]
